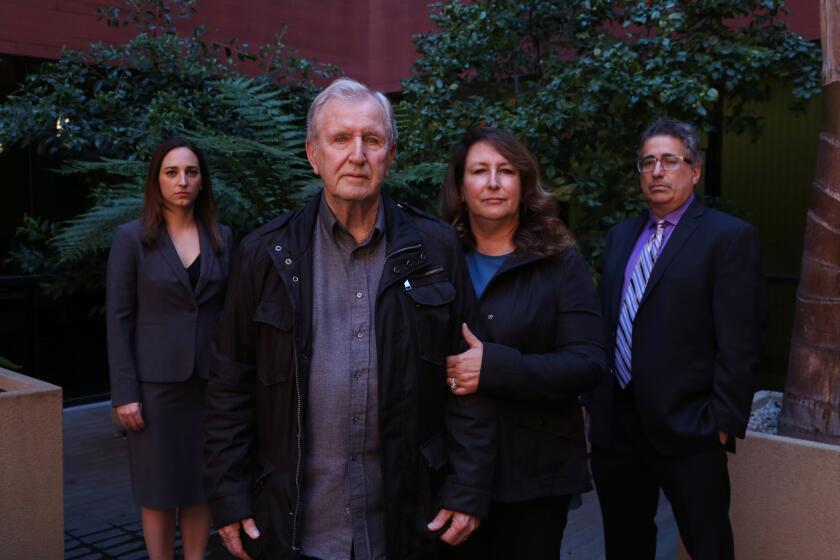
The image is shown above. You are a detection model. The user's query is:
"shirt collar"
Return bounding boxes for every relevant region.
[318,192,385,248]
[648,193,695,228]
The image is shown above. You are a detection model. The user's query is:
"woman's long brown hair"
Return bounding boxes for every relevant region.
[141,137,223,252]
[439,127,573,257]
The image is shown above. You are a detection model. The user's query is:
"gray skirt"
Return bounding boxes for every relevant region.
[127,374,207,509]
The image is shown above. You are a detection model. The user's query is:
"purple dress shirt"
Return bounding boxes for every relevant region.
[620,194,695,303]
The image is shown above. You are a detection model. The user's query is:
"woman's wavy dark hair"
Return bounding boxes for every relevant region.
[141,137,222,252]
[439,127,573,257]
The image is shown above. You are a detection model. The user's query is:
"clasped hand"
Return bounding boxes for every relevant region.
[446,323,484,396]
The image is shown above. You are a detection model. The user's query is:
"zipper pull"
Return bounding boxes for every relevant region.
[403,279,412,291]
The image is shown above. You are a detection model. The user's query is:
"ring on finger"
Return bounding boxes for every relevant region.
[448,378,457,390]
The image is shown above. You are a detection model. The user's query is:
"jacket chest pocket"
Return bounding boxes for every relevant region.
[253,300,295,385]
[405,280,456,365]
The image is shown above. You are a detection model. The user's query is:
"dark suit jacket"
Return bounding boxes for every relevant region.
[106,218,234,406]
[589,198,764,455]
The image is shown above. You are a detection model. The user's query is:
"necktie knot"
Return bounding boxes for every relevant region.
[655,219,665,234]
[648,219,666,259]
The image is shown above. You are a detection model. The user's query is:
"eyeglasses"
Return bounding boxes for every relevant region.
[636,154,693,173]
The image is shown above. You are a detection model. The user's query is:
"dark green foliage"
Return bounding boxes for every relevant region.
[0,356,21,371]
[0,0,335,296]
[397,0,821,259]
[4,215,60,276]
[0,0,822,296]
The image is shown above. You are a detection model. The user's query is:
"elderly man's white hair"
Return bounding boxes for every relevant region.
[306,77,398,148]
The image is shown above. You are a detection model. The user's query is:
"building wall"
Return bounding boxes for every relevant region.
[720,85,823,389]
[0,0,434,92]
[0,0,819,92]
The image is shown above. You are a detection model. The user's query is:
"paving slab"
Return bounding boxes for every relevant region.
[64,401,678,559]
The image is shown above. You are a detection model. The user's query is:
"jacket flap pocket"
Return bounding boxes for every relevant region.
[253,300,293,331]
[254,458,275,488]
[420,432,449,471]
[253,300,293,385]
[406,281,456,306]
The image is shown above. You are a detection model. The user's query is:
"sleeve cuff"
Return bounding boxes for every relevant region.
[478,342,522,395]
[440,478,491,518]
[208,493,254,529]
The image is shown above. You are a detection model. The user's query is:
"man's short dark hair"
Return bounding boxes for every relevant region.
[638,118,703,164]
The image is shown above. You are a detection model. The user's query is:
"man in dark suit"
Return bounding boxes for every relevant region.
[587,118,764,560]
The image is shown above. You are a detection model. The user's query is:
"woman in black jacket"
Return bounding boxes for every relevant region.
[106,137,234,560]
[440,127,605,559]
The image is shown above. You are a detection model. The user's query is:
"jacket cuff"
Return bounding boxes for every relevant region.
[110,378,140,407]
[440,478,491,518]
[713,408,748,439]
[477,342,522,396]
[208,492,254,529]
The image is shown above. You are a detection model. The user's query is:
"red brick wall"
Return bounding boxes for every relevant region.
[0,0,434,91]
[0,0,819,93]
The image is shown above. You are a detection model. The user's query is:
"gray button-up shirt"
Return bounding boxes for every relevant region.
[300,195,387,560]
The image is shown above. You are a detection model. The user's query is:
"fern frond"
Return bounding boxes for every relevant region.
[53,196,143,260]
[57,158,146,177]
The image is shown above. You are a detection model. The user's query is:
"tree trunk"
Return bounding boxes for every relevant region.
[778,0,840,443]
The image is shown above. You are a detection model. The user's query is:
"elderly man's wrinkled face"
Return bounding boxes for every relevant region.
[306,96,395,208]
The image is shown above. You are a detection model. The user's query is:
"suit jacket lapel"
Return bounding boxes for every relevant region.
[607,215,648,323]
[194,221,213,299]
[160,227,195,299]
[640,198,704,305]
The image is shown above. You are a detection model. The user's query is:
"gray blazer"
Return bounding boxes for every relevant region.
[106,218,234,406]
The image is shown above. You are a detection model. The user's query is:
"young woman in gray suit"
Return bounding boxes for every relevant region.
[106,137,234,560]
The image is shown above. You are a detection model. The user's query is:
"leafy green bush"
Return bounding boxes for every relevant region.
[396,0,822,260]
[0,0,822,294]
[0,0,336,295]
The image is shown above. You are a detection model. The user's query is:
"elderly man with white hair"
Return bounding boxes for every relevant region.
[204,78,496,560]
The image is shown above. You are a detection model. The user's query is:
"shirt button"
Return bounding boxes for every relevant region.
[355,291,363,299]
[351,455,358,462]
[274,245,282,252]
[353,372,361,380]
[356,331,364,339]
[292,276,299,283]
[487,313,494,320]
[284,258,292,265]
[352,415,359,423]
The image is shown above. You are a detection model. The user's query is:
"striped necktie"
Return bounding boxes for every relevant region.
[614,219,666,388]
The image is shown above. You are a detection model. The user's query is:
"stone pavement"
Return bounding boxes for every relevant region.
[63,401,228,559]
[64,402,677,559]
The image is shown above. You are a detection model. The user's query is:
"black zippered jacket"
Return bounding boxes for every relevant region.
[476,248,605,501]
[204,192,496,559]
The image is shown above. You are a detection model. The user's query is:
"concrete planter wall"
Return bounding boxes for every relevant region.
[678,429,840,560]
[0,367,63,559]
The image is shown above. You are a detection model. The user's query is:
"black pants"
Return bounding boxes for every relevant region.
[301,550,356,560]
[301,552,355,560]
[446,495,571,560]
[590,382,734,560]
